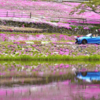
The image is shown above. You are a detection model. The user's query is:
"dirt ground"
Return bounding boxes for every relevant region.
[0,25,45,33]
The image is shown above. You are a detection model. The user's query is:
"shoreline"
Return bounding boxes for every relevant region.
[0,54,99,61]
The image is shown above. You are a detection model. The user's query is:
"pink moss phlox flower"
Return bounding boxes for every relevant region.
[22,24,24,27]
[36,34,40,37]
[51,52,53,55]
[9,28,13,32]
[55,65,59,68]
[67,42,73,45]
[62,80,71,85]
[64,52,69,55]
[10,34,15,36]
[38,72,44,76]
[0,33,6,37]
[53,71,56,75]
[8,36,15,42]
[59,51,64,55]
[59,72,63,75]
[28,35,36,40]
[0,72,5,75]
[53,34,56,37]
[22,80,24,84]
[94,70,98,72]
[38,34,45,39]
[32,69,36,71]
[60,48,63,51]
[18,36,26,41]
[46,53,49,56]
[80,68,87,72]
[59,64,64,68]
[65,65,69,68]
[13,42,20,44]
[95,67,98,72]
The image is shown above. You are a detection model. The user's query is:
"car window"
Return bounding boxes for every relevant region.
[86,33,92,37]
[94,34,100,37]
[98,34,100,37]
[93,34,99,37]
[93,34,96,37]
[95,34,98,37]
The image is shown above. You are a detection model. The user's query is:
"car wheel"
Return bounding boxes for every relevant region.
[81,72,87,76]
[82,40,87,44]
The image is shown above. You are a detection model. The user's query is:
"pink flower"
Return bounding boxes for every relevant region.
[59,72,63,75]
[65,65,69,68]
[22,24,24,27]
[38,72,44,76]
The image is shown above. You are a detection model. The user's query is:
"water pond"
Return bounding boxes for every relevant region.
[0,61,100,100]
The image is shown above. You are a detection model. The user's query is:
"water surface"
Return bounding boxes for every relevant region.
[0,61,100,100]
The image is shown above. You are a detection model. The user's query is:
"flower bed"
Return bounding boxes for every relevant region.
[0,33,99,60]
[0,1,100,32]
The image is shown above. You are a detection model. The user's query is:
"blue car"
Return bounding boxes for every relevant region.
[75,33,100,44]
[76,71,100,82]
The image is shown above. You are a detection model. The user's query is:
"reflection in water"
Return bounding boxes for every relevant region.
[0,62,100,99]
[0,80,100,100]
[76,71,100,83]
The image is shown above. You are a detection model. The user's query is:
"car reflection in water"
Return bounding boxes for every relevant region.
[76,71,100,83]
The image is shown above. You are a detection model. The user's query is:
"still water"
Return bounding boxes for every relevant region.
[0,61,100,100]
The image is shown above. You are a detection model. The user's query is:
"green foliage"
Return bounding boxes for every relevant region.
[89,26,100,30]
[70,25,77,29]
[70,0,100,15]
[77,25,83,29]
[51,20,59,23]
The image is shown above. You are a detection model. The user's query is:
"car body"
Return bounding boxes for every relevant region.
[76,71,100,82]
[75,33,100,44]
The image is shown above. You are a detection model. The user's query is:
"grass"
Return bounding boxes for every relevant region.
[50,20,59,23]
[0,54,100,61]
[0,31,72,35]
[0,25,43,31]
[0,59,100,65]
[54,40,75,43]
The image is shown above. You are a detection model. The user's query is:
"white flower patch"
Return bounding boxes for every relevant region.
[72,45,77,49]
[41,41,49,44]
[30,87,39,92]
[42,53,47,57]
[29,48,33,51]
[22,48,24,50]
[26,68,31,72]
[56,45,59,47]
[26,41,34,44]
[4,53,8,55]
[74,36,77,39]
[50,38,57,42]
[33,49,38,51]
[22,66,24,70]
[11,54,15,57]
[3,62,7,65]
[15,52,19,54]
[33,66,37,69]
[86,54,90,56]
[52,52,59,54]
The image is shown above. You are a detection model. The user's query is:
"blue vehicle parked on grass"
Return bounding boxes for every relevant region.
[76,71,100,83]
[75,33,100,44]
